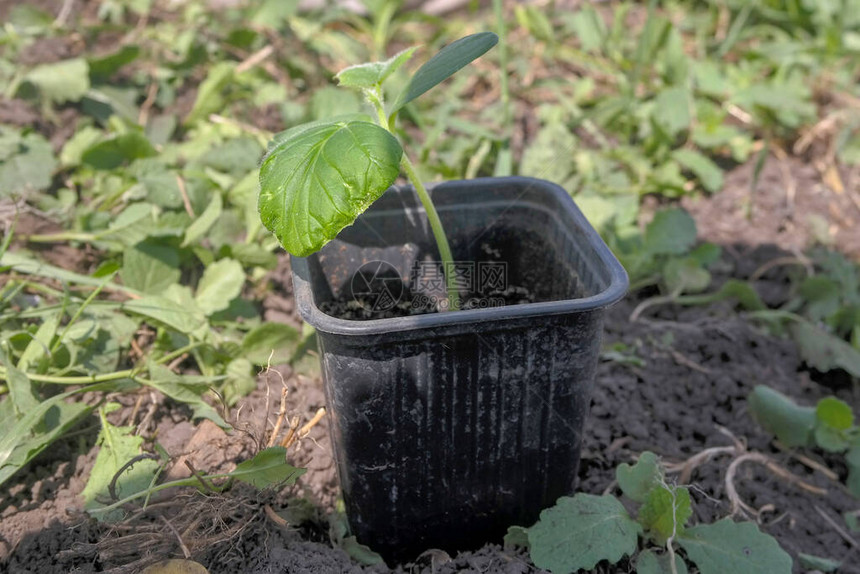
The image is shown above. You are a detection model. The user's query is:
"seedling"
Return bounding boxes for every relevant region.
[507,451,793,574]
[258,33,499,311]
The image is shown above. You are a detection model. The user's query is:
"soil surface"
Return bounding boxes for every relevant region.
[2,245,859,574]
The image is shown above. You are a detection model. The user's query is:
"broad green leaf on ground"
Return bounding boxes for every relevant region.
[747,385,816,448]
[144,365,228,428]
[567,6,606,52]
[636,549,689,574]
[17,312,60,372]
[519,124,577,184]
[0,251,136,294]
[195,258,244,315]
[814,397,854,452]
[0,347,38,415]
[120,241,181,294]
[82,406,160,520]
[259,118,402,257]
[123,295,207,334]
[229,446,306,488]
[186,62,234,124]
[663,257,711,294]
[678,519,792,574]
[182,192,223,247]
[638,484,692,544]
[241,323,301,366]
[88,46,141,81]
[336,47,418,90]
[645,208,697,256]
[797,553,840,572]
[390,33,498,115]
[0,128,56,196]
[222,358,255,407]
[0,383,109,488]
[653,87,691,137]
[789,319,860,377]
[82,132,158,170]
[22,58,90,104]
[672,149,724,193]
[616,451,662,503]
[528,494,641,572]
[249,0,299,28]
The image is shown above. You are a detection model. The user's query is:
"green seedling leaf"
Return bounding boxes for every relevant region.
[653,87,691,137]
[82,406,160,520]
[229,446,305,489]
[503,525,530,551]
[17,312,60,372]
[789,319,860,377]
[222,358,255,407]
[616,451,663,503]
[390,33,498,116]
[798,553,840,572]
[0,347,38,415]
[336,47,418,90]
[815,424,850,453]
[663,258,711,294]
[182,192,223,247]
[528,494,641,572]
[638,484,692,544]
[144,365,228,428]
[747,385,815,448]
[241,323,301,366]
[814,397,854,452]
[0,128,57,196]
[22,58,90,104]
[636,549,689,574]
[121,241,181,295]
[678,519,793,574]
[82,132,158,170]
[88,46,141,81]
[259,118,402,257]
[186,62,235,125]
[123,296,207,334]
[195,258,245,316]
[672,149,724,193]
[341,536,385,566]
[645,208,697,256]
[1,252,135,294]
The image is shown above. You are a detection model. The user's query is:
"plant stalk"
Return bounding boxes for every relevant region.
[372,94,462,311]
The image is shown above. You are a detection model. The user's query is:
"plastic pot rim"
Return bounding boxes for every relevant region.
[290,176,628,336]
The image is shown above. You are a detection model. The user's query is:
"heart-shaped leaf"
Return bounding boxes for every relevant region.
[390,32,498,116]
[259,117,402,257]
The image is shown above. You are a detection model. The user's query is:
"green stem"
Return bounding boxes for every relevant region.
[371,92,462,311]
[23,232,99,243]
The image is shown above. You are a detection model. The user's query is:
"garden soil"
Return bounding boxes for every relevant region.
[1,245,858,574]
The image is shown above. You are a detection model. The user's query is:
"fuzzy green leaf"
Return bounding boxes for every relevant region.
[616,451,663,503]
[120,241,181,294]
[23,58,90,104]
[82,132,157,170]
[391,33,498,115]
[123,295,207,334]
[789,320,860,377]
[259,118,402,257]
[503,526,530,551]
[645,208,697,256]
[195,258,245,316]
[82,406,160,520]
[678,519,792,574]
[747,385,816,448]
[673,148,724,193]
[241,323,301,366]
[528,494,641,572]
[638,485,692,544]
[336,47,418,89]
[0,128,56,196]
[636,549,689,574]
[144,365,228,428]
[229,446,305,489]
[816,397,854,431]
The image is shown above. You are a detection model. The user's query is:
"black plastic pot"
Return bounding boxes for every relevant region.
[290,176,627,562]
